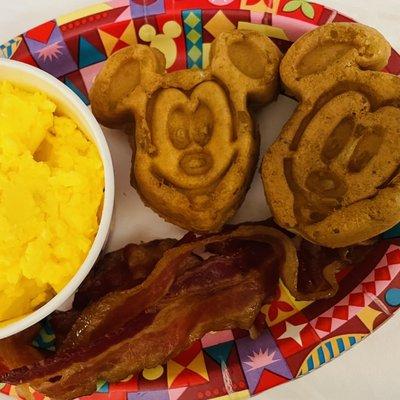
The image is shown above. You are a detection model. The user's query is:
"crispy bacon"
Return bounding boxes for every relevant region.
[73,239,177,310]
[282,237,376,300]
[61,226,294,351]
[0,220,375,400]
[1,225,297,400]
[49,310,80,349]
[6,277,264,399]
[286,238,343,300]
[0,325,44,373]
[47,239,177,348]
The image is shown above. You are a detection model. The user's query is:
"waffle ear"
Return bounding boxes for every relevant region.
[90,45,165,128]
[280,22,391,98]
[209,29,282,109]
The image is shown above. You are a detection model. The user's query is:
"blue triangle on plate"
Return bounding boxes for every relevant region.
[383,222,400,239]
[65,78,89,105]
[203,341,234,365]
[96,379,109,393]
[79,36,106,69]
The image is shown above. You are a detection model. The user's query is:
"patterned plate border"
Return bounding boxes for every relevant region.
[1,1,400,399]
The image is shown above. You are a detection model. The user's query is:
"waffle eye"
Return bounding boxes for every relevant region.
[192,103,213,147]
[168,108,191,150]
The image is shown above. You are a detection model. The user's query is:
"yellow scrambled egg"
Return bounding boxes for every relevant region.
[0,81,104,323]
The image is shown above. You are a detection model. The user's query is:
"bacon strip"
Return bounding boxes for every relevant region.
[73,239,177,310]
[282,237,376,300]
[6,277,264,399]
[1,225,297,400]
[60,226,293,350]
[280,238,342,301]
[0,326,43,372]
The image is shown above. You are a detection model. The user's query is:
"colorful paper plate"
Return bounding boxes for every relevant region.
[2,1,400,399]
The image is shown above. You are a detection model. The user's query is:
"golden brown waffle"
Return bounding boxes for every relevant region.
[91,30,281,232]
[262,22,400,248]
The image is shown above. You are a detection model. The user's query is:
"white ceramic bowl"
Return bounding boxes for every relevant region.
[0,59,115,339]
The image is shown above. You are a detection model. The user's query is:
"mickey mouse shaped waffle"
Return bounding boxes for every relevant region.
[262,22,400,248]
[91,30,281,232]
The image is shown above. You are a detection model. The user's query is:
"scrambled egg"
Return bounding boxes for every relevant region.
[0,81,104,323]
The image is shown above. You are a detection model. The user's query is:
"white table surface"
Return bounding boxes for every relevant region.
[1,1,400,399]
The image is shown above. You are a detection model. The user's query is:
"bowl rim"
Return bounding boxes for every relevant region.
[0,59,115,339]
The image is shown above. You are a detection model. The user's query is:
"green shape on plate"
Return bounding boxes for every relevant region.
[301,1,315,19]
[187,46,202,63]
[283,0,302,12]
[184,12,200,28]
[96,379,109,393]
